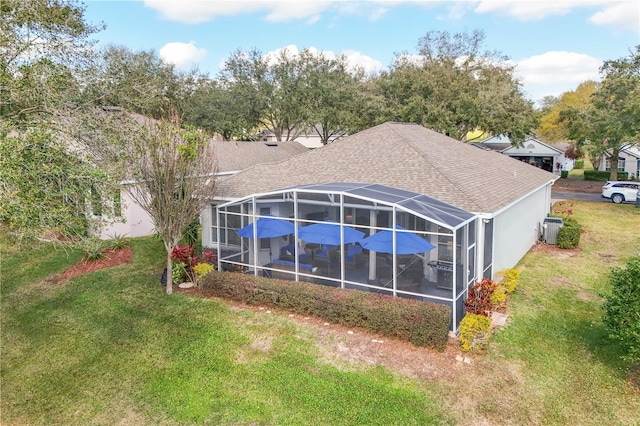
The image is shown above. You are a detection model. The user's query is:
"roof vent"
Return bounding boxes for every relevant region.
[264,142,278,147]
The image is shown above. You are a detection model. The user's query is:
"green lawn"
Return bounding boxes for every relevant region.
[1,201,639,425]
[568,159,594,178]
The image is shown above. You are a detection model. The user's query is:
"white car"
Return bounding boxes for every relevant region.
[601,181,639,204]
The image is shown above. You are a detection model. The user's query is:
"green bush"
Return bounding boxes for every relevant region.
[172,262,187,284]
[584,170,628,181]
[107,233,129,250]
[560,170,569,178]
[77,238,107,262]
[601,256,640,363]
[489,285,507,309]
[458,313,492,352]
[500,268,520,294]
[557,219,581,249]
[574,159,584,169]
[200,271,451,350]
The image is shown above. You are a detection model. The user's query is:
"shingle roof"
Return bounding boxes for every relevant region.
[213,140,309,173]
[215,122,557,213]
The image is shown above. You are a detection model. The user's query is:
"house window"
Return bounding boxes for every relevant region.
[605,157,625,171]
[212,204,242,247]
[91,187,102,217]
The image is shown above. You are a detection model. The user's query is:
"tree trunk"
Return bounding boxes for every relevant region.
[609,147,620,181]
[166,250,173,295]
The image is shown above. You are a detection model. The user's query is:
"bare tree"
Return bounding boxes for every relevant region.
[124,113,217,294]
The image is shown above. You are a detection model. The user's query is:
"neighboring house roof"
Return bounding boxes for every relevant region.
[475,135,563,155]
[472,134,512,152]
[215,122,557,214]
[213,140,309,174]
[604,145,640,159]
[549,141,572,152]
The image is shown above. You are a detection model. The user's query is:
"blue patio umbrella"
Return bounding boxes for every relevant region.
[236,214,295,239]
[359,225,436,255]
[298,220,365,245]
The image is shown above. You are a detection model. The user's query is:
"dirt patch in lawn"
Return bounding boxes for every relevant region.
[529,241,581,258]
[178,284,533,425]
[179,285,470,381]
[552,178,603,193]
[49,247,132,284]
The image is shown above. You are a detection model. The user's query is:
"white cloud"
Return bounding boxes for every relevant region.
[159,42,207,69]
[474,0,578,21]
[341,49,385,74]
[263,2,327,22]
[515,51,602,102]
[261,44,383,75]
[144,0,331,24]
[144,0,263,23]
[589,1,640,32]
[474,0,639,32]
[143,0,404,24]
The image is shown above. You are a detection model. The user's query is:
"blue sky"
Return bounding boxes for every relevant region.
[83,0,640,105]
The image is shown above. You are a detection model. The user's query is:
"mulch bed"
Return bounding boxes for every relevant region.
[50,247,133,284]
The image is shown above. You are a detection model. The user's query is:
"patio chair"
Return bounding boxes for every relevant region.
[313,244,336,262]
[343,243,364,267]
[279,243,311,263]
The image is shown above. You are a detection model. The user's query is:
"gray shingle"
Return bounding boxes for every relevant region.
[213,140,309,173]
[216,122,557,213]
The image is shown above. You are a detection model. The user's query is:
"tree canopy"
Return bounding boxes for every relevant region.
[375,29,537,143]
[560,46,640,179]
[1,0,103,122]
[537,81,597,143]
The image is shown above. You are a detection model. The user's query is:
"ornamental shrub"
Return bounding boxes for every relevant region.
[78,238,107,262]
[193,262,214,287]
[459,313,492,352]
[172,262,187,284]
[557,218,580,249]
[464,278,498,316]
[584,170,628,181]
[501,268,520,294]
[200,271,451,350]
[601,256,640,363]
[490,285,507,308]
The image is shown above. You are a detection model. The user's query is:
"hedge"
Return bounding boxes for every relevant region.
[584,170,628,181]
[557,219,581,249]
[200,271,451,350]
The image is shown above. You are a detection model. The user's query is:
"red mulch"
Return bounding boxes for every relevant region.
[50,247,133,284]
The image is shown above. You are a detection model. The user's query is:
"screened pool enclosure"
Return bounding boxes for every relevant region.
[212,183,479,332]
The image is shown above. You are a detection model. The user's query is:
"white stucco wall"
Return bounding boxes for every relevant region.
[96,188,157,240]
[490,185,552,273]
[200,203,214,248]
[598,148,640,179]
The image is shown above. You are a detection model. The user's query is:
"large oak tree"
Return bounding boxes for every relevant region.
[376,29,537,143]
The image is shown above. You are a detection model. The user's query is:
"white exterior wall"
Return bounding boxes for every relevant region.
[559,153,575,172]
[598,148,640,179]
[94,188,156,240]
[200,203,214,248]
[490,185,552,273]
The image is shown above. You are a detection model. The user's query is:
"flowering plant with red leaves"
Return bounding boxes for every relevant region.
[464,278,498,316]
[171,244,195,265]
